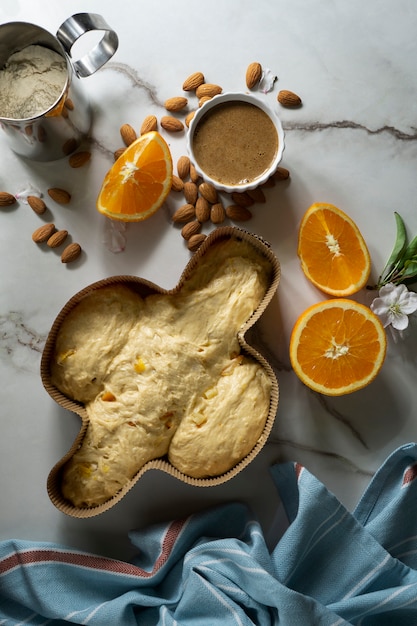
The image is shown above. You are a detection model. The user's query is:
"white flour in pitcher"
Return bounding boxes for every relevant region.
[0,44,67,119]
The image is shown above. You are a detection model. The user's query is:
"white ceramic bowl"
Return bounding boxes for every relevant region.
[187,91,285,193]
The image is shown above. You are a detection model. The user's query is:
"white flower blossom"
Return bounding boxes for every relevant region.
[371,283,417,330]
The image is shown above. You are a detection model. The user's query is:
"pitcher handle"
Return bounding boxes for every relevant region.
[56,13,118,78]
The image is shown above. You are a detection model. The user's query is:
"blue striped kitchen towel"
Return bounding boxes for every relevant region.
[2,442,417,624]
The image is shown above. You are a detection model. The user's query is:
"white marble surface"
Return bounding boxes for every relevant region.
[1,0,417,560]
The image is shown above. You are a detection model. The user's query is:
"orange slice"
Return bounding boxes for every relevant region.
[289,299,386,396]
[298,203,371,296]
[97,131,173,221]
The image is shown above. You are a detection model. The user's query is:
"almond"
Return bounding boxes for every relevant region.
[62,137,78,155]
[27,195,47,215]
[48,188,71,204]
[140,115,158,135]
[0,191,16,206]
[199,182,218,204]
[183,181,198,205]
[273,166,290,180]
[64,98,74,111]
[181,220,201,240]
[195,83,222,99]
[187,233,206,252]
[246,62,262,89]
[199,96,212,107]
[210,202,225,224]
[189,164,200,183]
[114,147,125,161]
[182,72,205,91]
[120,123,137,146]
[47,229,68,248]
[69,150,91,168]
[185,111,195,128]
[172,203,196,223]
[177,155,190,180]
[247,187,266,203]
[195,197,211,222]
[277,90,302,107]
[61,242,82,264]
[171,175,184,192]
[164,96,188,112]
[261,176,276,188]
[32,223,55,243]
[231,191,254,208]
[160,116,184,132]
[225,205,252,221]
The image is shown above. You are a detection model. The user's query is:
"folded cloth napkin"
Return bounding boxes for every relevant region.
[2,443,417,625]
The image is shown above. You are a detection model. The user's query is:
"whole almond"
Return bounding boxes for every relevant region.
[210,202,226,224]
[182,72,205,91]
[164,96,188,112]
[199,182,218,204]
[231,191,254,208]
[64,97,74,111]
[183,181,198,205]
[277,90,302,107]
[181,220,201,240]
[171,175,184,192]
[48,188,71,204]
[185,111,195,127]
[61,242,82,264]
[0,191,16,206]
[32,223,55,243]
[195,83,222,99]
[120,123,137,146]
[195,196,211,222]
[114,147,125,161]
[177,155,190,180]
[189,164,200,183]
[47,229,68,248]
[160,116,184,132]
[140,115,158,135]
[246,62,262,89]
[62,137,78,155]
[225,205,252,221]
[172,203,196,223]
[247,187,266,203]
[69,150,91,168]
[273,166,290,180]
[27,195,47,215]
[187,233,206,252]
[199,96,212,107]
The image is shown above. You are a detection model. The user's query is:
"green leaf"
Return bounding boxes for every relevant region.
[402,233,417,262]
[401,259,417,281]
[378,212,408,285]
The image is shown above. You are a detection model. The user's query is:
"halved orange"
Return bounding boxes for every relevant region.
[289,299,386,396]
[97,131,173,221]
[298,203,371,296]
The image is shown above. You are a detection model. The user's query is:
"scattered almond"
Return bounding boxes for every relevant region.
[120,123,137,146]
[246,62,262,89]
[274,166,290,180]
[165,96,188,112]
[189,164,200,183]
[195,197,211,222]
[181,220,201,240]
[210,202,226,224]
[69,150,91,168]
[199,96,212,107]
[48,188,71,204]
[183,181,198,205]
[277,90,302,107]
[171,175,185,192]
[62,137,78,155]
[185,111,195,127]
[247,187,266,203]
[47,229,68,248]
[114,147,125,161]
[172,203,196,223]
[64,98,74,111]
[177,155,190,180]
[225,205,252,221]
[140,115,158,135]
[61,242,82,264]
[160,116,184,132]
[182,72,205,91]
[0,191,16,206]
[32,223,56,243]
[188,233,206,252]
[199,182,218,204]
[196,83,222,98]
[231,191,254,208]
[27,196,47,215]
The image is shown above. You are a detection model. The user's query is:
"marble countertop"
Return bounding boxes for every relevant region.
[1,0,416,561]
